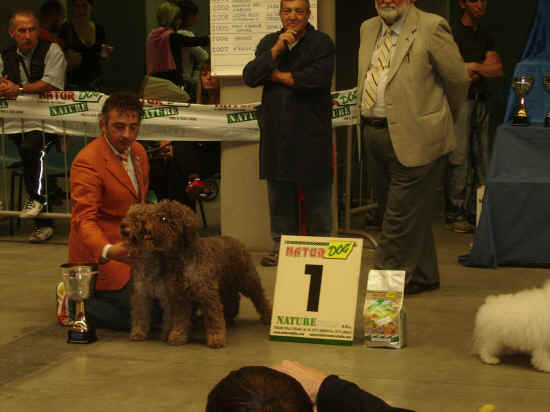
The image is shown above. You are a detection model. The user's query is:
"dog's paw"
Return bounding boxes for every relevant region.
[168,330,189,346]
[130,328,148,341]
[207,333,226,348]
[479,353,501,365]
[531,350,550,372]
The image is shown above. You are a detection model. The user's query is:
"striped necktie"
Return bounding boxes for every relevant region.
[363,29,394,110]
[119,153,129,172]
[119,151,139,194]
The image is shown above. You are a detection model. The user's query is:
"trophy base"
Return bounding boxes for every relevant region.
[67,327,97,344]
[545,117,550,127]
[512,116,530,126]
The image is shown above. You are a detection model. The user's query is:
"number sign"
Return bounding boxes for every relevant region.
[269,235,363,345]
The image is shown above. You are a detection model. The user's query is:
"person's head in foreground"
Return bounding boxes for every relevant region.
[206,366,313,412]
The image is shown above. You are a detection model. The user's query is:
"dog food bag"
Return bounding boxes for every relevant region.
[364,270,407,349]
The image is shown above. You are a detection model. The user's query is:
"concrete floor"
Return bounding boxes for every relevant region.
[1,215,550,412]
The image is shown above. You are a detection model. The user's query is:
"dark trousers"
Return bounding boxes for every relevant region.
[267,179,332,251]
[363,123,446,285]
[10,131,57,227]
[85,283,163,331]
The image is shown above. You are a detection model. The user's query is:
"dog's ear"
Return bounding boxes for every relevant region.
[172,201,199,247]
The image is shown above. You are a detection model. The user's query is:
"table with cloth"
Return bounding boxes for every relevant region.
[460,123,550,267]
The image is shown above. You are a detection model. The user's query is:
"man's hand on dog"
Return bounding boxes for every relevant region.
[107,241,133,264]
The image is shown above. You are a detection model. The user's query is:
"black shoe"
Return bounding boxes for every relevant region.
[405,281,440,296]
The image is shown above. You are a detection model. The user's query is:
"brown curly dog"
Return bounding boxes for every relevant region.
[120,200,272,348]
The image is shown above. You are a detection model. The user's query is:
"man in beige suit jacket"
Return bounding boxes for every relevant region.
[357,0,469,295]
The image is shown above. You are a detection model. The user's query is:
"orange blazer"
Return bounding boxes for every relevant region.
[68,135,150,291]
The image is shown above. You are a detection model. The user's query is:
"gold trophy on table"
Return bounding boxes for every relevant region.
[61,263,98,344]
[544,75,550,127]
[511,75,534,126]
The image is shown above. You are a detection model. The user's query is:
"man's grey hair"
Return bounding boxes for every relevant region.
[280,0,310,11]
[156,1,181,29]
[8,9,36,31]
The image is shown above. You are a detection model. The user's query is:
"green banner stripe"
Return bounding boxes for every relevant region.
[269,335,353,346]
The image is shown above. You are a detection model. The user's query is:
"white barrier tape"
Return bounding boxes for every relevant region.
[0,88,359,141]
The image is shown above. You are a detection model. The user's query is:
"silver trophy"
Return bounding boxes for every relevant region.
[544,75,550,127]
[61,263,98,344]
[511,76,534,126]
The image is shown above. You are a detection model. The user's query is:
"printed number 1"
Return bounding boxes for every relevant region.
[305,264,323,312]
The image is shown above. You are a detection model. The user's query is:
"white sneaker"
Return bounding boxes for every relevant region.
[29,226,53,243]
[19,200,45,218]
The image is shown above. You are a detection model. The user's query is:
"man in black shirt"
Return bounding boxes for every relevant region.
[445,0,503,233]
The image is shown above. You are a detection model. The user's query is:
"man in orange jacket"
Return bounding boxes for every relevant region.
[68,91,160,330]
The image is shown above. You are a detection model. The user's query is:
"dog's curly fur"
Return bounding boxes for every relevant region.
[121,200,272,348]
[472,280,550,372]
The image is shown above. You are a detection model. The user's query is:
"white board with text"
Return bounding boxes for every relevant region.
[210,0,318,77]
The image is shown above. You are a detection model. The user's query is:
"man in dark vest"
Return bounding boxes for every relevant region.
[0,9,67,242]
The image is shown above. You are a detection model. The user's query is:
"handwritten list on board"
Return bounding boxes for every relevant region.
[210,0,318,77]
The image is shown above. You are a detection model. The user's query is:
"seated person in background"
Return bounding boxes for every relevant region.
[207,360,414,412]
[38,0,66,44]
[0,9,67,242]
[172,61,221,205]
[185,60,221,187]
[59,0,113,91]
[148,61,220,209]
[196,61,219,104]
[176,0,210,101]
[68,91,161,330]
[143,1,210,206]
[144,0,209,101]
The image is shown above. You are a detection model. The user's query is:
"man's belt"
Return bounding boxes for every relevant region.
[363,117,388,128]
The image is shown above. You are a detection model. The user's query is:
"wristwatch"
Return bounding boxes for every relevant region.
[18,86,24,95]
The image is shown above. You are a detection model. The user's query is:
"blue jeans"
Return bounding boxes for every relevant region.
[445,99,489,223]
[267,180,332,251]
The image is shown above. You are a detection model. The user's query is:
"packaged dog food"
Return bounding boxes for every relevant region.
[364,270,406,349]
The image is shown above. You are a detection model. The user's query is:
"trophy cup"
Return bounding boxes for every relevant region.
[544,75,550,127]
[61,263,98,344]
[511,75,534,126]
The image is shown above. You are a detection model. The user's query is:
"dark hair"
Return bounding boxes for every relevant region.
[71,0,94,5]
[101,92,143,122]
[40,1,64,19]
[280,0,310,11]
[206,367,313,412]
[176,0,199,20]
[8,9,36,30]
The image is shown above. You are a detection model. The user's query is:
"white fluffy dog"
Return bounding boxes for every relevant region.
[473,280,550,372]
